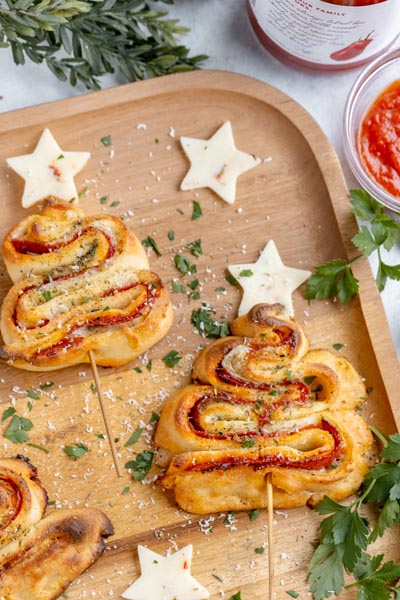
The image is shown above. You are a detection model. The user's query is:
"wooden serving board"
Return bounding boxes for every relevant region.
[0,70,399,599]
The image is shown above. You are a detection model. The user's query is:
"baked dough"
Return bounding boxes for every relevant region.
[0,198,173,370]
[155,303,373,513]
[0,507,113,599]
[0,455,47,547]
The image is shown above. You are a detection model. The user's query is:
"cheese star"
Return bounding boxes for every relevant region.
[121,544,209,600]
[7,128,90,208]
[180,121,261,204]
[228,240,311,317]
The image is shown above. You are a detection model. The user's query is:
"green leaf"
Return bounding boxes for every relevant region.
[371,219,391,247]
[337,267,359,304]
[162,350,182,367]
[191,200,202,220]
[342,510,369,571]
[191,305,231,339]
[229,593,242,600]
[315,496,368,572]
[364,463,400,503]
[1,406,16,423]
[174,254,197,275]
[376,261,400,292]
[306,259,349,301]
[188,278,199,291]
[124,428,143,446]
[369,498,400,542]
[350,189,382,221]
[315,495,348,517]
[63,442,89,459]
[225,273,240,287]
[172,281,186,293]
[39,381,54,389]
[248,508,260,521]
[4,415,33,443]
[142,236,162,256]
[125,450,154,481]
[224,511,235,526]
[332,343,344,351]
[352,226,378,256]
[27,389,40,400]
[351,554,400,600]
[286,592,299,599]
[308,542,345,600]
[381,434,400,462]
[101,134,112,146]
[186,239,203,257]
[150,412,159,424]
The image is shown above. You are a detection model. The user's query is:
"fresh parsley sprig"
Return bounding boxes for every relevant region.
[308,429,400,600]
[306,189,400,304]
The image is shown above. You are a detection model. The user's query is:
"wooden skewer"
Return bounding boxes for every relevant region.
[267,473,274,599]
[88,350,122,477]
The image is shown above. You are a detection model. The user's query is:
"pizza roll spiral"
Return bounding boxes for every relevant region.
[0,455,47,547]
[0,198,173,370]
[155,304,372,513]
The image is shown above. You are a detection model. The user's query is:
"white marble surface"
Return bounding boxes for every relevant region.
[0,0,399,355]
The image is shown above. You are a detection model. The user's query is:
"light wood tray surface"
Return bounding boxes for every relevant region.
[0,70,398,599]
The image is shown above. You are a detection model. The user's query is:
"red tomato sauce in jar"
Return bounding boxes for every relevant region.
[247,0,399,71]
[359,80,400,198]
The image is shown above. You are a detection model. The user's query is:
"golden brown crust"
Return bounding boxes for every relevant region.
[192,303,309,393]
[0,198,173,370]
[0,507,113,599]
[160,411,371,512]
[156,303,373,514]
[0,455,47,547]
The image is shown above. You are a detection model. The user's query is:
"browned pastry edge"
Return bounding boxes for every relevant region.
[0,507,114,600]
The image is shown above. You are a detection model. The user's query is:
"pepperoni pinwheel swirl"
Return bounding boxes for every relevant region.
[0,198,173,370]
[0,456,47,546]
[155,304,373,513]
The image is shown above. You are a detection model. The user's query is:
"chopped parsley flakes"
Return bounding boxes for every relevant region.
[191,304,231,339]
[63,442,89,460]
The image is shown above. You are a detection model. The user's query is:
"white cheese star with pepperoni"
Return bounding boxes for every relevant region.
[121,544,209,600]
[7,128,90,208]
[180,121,261,204]
[228,240,311,317]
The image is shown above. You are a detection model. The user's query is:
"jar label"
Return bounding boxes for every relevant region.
[250,0,399,65]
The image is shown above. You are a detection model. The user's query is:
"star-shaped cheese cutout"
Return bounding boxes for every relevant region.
[180,121,261,204]
[7,128,90,208]
[121,544,210,600]
[228,240,311,317]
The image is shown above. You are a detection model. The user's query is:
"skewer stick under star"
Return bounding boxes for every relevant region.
[6,128,122,477]
[228,239,311,599]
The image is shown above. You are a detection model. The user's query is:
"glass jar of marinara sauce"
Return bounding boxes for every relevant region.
[247,0,400,71]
